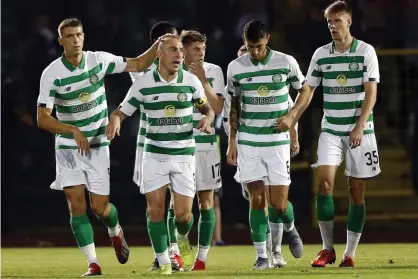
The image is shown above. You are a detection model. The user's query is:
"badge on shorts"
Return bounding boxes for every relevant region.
[349,62,359,71]
[79,92,91,103]
[336,74,347,86]
[272,74,282,83]
[90,74,99,85]
[164,105,176,117]
[257,85,269,96]
[177,92,187,102]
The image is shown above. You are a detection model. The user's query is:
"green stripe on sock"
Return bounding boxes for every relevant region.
[317,194,335,221]
[98,203,119,228]
[175,215,194,236]
[347,204,366,233]
[147,220,168,253]
[167,208,177,244]
[198,208,216,246]
[249,209,268,242]
[70,214,94,248]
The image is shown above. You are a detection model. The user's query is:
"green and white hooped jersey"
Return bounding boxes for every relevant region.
[183,62,225,151]
[226,48,305,147]
[306,39,380,136]
[119,68,207,162]
[129,59,159,148]
[37,51,127,149]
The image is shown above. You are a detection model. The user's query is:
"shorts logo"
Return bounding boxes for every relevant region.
[65,86,72,92]
[164,105,176,117]
[177,92,187,102]
[79,92,91,103]
[246,77,253,82]
[257,85,269,96]
[349,62,359,71]
[272,74,282,84]
[336,74,347,86]
[89,74,99,85]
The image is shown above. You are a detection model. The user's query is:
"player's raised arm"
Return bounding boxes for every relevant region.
[106,82,143,140]
[124,34,178,72]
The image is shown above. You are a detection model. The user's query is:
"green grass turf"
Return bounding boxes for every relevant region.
[2,244,418,278]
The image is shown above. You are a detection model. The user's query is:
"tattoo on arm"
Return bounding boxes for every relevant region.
[229,96,241,138]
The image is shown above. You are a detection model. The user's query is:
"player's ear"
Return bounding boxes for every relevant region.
[347,18,352,27]
[266,33,271,44]
[58,37,63,47]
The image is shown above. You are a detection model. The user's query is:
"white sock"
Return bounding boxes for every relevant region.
[283,221,294,232]
[318,220,334,251]
[156,249,171,265]
[343,230,362,258]
[254,241,268,258]
[266,232,272,256]
[170,243,180,255]
[269,222,283,253]
[176,231,188,241]
[196,245,210,262]
[107,224,121,237]
[80,243,99,266]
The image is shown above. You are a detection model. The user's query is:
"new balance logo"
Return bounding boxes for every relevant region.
[65,86,71,91]
[246,77,253,82]
[153,96,159,101]
[372,167,377,171]
[326,65,332,70]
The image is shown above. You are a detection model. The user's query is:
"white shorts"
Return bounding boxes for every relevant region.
[237,144,291,186]
[50,147,110,195]
[196,150,222,191]
[141,156,196,198]
[133,146,144,192]
[312,132,381,178]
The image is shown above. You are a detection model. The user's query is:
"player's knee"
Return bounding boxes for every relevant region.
[67,197,86,216]
[271,203,287,216]
[198,192,214,210]
[175,210,192,224]
[91,202,108,217]
[250,193,265,210]
[348,178,366,204]
[318,177,334,194]
[148,204,165,221]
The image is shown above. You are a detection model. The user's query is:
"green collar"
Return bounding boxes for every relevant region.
[250,47,273,66]
[182,62,190,71]
[330,38,358,54]
[153,58,159,65]
[153,67,183,83]
[61,52,85,72]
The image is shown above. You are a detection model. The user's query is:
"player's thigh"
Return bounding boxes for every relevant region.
[133,147,144,191]
[313,132,345,168]
[63,185,87,215]
[344,133,381,178]
[262,144,291,187]
[83,147,110,196]
[196,150,222,191]
[237,145,267,184]
[53,149,87,191]
[171,161,195,218]
[141,157,171,194]
[145,184,169,221]
[268,185,289,211]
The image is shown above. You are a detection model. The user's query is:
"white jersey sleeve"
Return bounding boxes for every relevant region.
[119,79,144,116]
[226,62,241,97]
[363,45,380,83]
[287,55,305,90]
[212,66,226,96]
[306,49,322,87]
[37,68,56,109]
[95,51,127,75]
[130,72,145,83]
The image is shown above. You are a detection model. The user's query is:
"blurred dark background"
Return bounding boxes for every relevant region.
[2,0,418,246]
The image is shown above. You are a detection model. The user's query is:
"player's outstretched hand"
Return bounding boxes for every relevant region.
[276,114,293,132]
[226,143,238,166]
[196,117,212,134]
[189,62,207,83]
[72,128,90,156]
[106,115,121,141]
[349,123,364,148]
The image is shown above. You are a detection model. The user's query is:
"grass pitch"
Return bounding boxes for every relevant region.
[2,244,418,278]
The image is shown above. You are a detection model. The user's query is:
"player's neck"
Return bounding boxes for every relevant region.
[158,67,177,83]
[64,52,83,67]
[333,34,353,53]
[184,59,192,70]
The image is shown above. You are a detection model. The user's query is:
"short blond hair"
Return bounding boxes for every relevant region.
[58,18,83,37]
[324,1,352,18]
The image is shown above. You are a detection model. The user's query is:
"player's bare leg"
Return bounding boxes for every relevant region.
[172,191,194,267]
[167,192,184,271]
[311,165,338,267]
[191,190,215,271]
[247,181,269,270]
[90,193,129,265]
[146,185,172,274]
[339,177,367,267]
[212,192,224,246]
[64,185,101,277]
